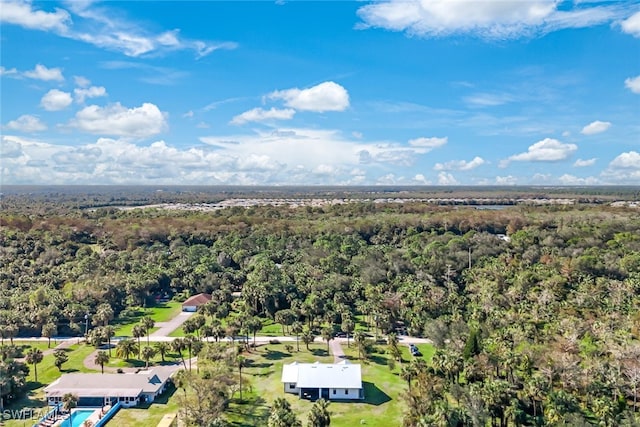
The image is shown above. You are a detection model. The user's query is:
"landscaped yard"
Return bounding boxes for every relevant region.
[1,343,99,427]
[226,339,435,426]
[107,385,180,427]
[114,301,182,336]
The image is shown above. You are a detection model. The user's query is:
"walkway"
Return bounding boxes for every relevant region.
[329,339,345,362]
[150,311,194,338]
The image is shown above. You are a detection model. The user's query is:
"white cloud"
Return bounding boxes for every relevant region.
[495,175,518,185]
[0,1,70,32]
[581,120,611,135]
[621,11,640,37]
[464,93,514,107]
[357,0,623,39]
[558,174,600,185]
[413,174,431,184]
[0,1,236,58]
[230,107,296,125]
[74,76,91,87]
[625,75,640,94]
[408,137,447,153]
[502,138,577,165]
[0,66,18,76]
[434,156,485,171]
[609,151,640,169]
[574,158,597,167]
[24,64,64,81]
[4,115,47,132]
[269,81,349,112]
[437,172,458,185]
[74,86,107,103]
[40,89,73,111]
[69,102,167,138]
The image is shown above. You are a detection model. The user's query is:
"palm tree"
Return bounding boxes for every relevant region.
[62,393,78,425]
[26,348,43,382]
[154,341,169,362]
[115,339,138,361]
[103,325,115,357]
[94,351,109,374]
[131,325,145,359]
[321,327,333,353]
[301,330,315,351]
[353,331,367,360]
[401,364,416,390]
[237,355,247,402]
[341,317,355,348]
[307,398,330,427]
[171,338,187,369]
[141,346,156,369]
[292,321,303,352]
[141,316,154,346]
[42,322,57,348]
[54,349,68,371]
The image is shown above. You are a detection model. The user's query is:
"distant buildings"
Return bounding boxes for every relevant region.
[281,361,364,401]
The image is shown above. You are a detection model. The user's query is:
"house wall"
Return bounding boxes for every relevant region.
[283,382,299,394]
[328,388,361,400]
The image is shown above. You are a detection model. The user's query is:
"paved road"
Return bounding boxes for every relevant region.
[150,311,194,338]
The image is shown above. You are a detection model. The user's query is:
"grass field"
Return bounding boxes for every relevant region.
[226,339,435,426]
[1,344,99,427]
[107,385,180,427]
[113,301,182,336]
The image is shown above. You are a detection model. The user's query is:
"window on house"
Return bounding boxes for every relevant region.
[345,389,348,394]
[289,384,295,389]
[333,389,336,395]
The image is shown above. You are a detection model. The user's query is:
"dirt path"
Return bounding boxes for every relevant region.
[329,339,345,363]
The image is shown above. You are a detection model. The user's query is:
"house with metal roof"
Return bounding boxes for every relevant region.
[44,368,171,408]
[281,360,364,401]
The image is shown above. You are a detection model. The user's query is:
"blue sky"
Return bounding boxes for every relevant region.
[1,0,639,185]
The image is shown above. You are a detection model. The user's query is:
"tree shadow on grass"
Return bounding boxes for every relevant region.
[262,350,291,360]
[225,396,270,427]
[362,382,392,406]
[311,349,329,357]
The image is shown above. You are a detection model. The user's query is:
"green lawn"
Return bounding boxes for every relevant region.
[107,384,180,427]
[114,301,182,336]
[226,340,423,427]
[1,344,99,427]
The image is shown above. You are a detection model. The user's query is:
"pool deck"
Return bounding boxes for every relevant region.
[45,406,110,427]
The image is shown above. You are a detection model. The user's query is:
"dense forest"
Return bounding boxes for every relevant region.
[1,188,639,426]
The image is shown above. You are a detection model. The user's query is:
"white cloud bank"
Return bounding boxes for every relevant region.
[574,158,597,167]
[269,81,350,112]
[4,115,47,132]
[230,108,296,125]
[68,102,168,138]
[357,0,626,39]
[74,86,107,103]
[40,89,73,111]
[0,1,236,58]
[621,11,640,37]
[434,156,485,171]
[581,120,611,135]
[625,75,640,94]
[501,138,577,167]
[24,64,64,81]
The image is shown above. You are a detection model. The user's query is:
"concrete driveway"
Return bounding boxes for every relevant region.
[150,311,194,338]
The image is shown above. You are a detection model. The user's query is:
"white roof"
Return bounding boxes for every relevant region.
[281,361,362,389]
[44,369,168,398]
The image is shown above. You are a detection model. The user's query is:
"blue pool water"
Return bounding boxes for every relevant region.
[59,409,95,427]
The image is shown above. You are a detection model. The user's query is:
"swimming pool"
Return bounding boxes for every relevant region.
[59,409,96,427]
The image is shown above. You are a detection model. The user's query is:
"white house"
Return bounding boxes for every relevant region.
[44,368,171,408]
[281,361,364,400]
[181,293,212,312]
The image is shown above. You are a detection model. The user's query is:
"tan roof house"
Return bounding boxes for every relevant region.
[181,293,212,312]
